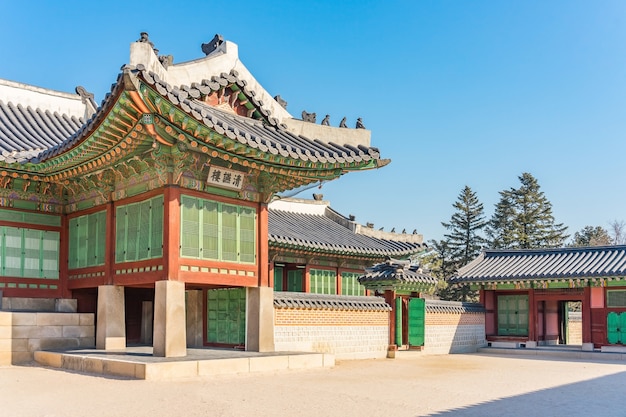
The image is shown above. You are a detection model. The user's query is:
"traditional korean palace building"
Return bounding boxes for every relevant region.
[0,34,391,357]
[452,245,626,350]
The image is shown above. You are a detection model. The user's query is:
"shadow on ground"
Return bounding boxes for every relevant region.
[424,371,626,417]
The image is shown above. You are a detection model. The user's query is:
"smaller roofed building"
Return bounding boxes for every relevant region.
[452,245,626,350]
[268,197,426,296]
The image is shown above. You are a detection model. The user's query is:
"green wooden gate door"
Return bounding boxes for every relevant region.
[395,297,403,346]
[207,288,246,345]
[606,312,626,345]
[408,298,425,347]
[287,269,303,292]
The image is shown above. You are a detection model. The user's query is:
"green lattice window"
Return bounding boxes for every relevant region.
[310,268,337,294]
[115,196,164,263]
[0,226,59,279]
[497,294,528,336]
[341,271,366,296]
[274,266,284,291]
[607,290,626,308]
[180,196,256,264]
[69,211,106,269]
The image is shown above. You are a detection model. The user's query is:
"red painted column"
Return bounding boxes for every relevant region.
[582,287,592,344]
[165,187,181,281]
[528,288,536,342]
[257,203,269,287]
[59,213,70,298]
[105,201,115,285]
[384,289,397,346]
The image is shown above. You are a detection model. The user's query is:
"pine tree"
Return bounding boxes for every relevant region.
[441,186,487,266]
[570,226,612,247]
[435,186,486,302]
[486,173,569,249]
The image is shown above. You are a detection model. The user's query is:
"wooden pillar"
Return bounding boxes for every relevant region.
[257,203,269,287]
[164,186,181,282]
[384,289,397,346]
[528,288,536,342]
[582,286,592,347]
[304,265,311,292]
[59,213,70,299]
[105,201,115,285]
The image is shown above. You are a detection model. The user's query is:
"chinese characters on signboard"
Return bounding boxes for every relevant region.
[207,166,245,190]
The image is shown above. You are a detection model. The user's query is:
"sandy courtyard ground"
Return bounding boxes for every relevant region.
[1,353,625,417]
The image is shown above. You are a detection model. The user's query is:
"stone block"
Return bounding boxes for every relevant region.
[0,338,13,352]
[11,338,29,352]
[55,299,78,313]
[0,312,12,326]
[83,357,104,374]
[34,351,62,368]
[248,355,289,373]
[12,313,37,326]
[37,313,79,326]
[144,361,198,380]
[102,359,140,379]
[79,314,95,326]
[9,297,55,311]
[78,337,95,348]
[11,351,33,364]
[12,325,62,339]
[582,343,594,351]
[38,337,80,351]
[0,351,11,365]
[0,325,11,339]
[62,325,94,338]
[103,337,126,350]
[322,354,335,367]
[198,357,250,376]
[288,354,324,369]
[62,354,88,371]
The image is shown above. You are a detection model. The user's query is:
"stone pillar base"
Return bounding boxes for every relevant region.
[96,285,126,350]
[247,287,275,352]
[153,281,187,357]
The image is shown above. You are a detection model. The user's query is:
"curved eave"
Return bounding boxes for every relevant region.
[268,238,423,260]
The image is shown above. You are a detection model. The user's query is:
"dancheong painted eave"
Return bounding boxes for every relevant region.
[451,245,626,284]
[0,35,389,190]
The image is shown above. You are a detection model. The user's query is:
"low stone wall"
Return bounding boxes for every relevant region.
[423,300,486,354]
[273,292,390,360]
[0,311,95,365]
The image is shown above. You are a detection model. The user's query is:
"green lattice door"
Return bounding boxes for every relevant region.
[607,312,626,344]
[207,288,246,345]
[408,298,425,347]
[287,269,303,292]
[497,295,528,336]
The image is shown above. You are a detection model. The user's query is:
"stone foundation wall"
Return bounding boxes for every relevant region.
[0,311,95,365]
[423,300,486,354]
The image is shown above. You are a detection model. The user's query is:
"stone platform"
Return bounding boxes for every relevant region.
[478,345,626,362]
[34,346,334,380]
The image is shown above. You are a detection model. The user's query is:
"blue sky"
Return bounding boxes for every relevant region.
[1,1,625,243]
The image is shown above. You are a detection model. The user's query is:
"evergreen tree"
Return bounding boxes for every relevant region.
[570,226,612,247]
[435,186,486,302]
[441,186,487,266]
[486,173,569,249]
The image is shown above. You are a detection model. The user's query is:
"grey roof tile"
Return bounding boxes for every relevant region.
[268,207,423,258]
[425,299,485,314]
[358,258,438,286]
[453,245,626,283]
[273,291,391,311]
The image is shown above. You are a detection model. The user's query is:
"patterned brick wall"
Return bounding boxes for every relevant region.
[423,300,486,354]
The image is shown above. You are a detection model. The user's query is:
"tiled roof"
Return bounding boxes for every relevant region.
[358,258,438,290]
[14,66,386,172]
[273,291,391,311]
[452,245,626,283]
[136,68,384,166]
[0,100,84,162]
[268,207,424,258]
[425,299,485,314]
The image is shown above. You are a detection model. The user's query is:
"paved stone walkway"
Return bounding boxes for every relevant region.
[2,352,625,416]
